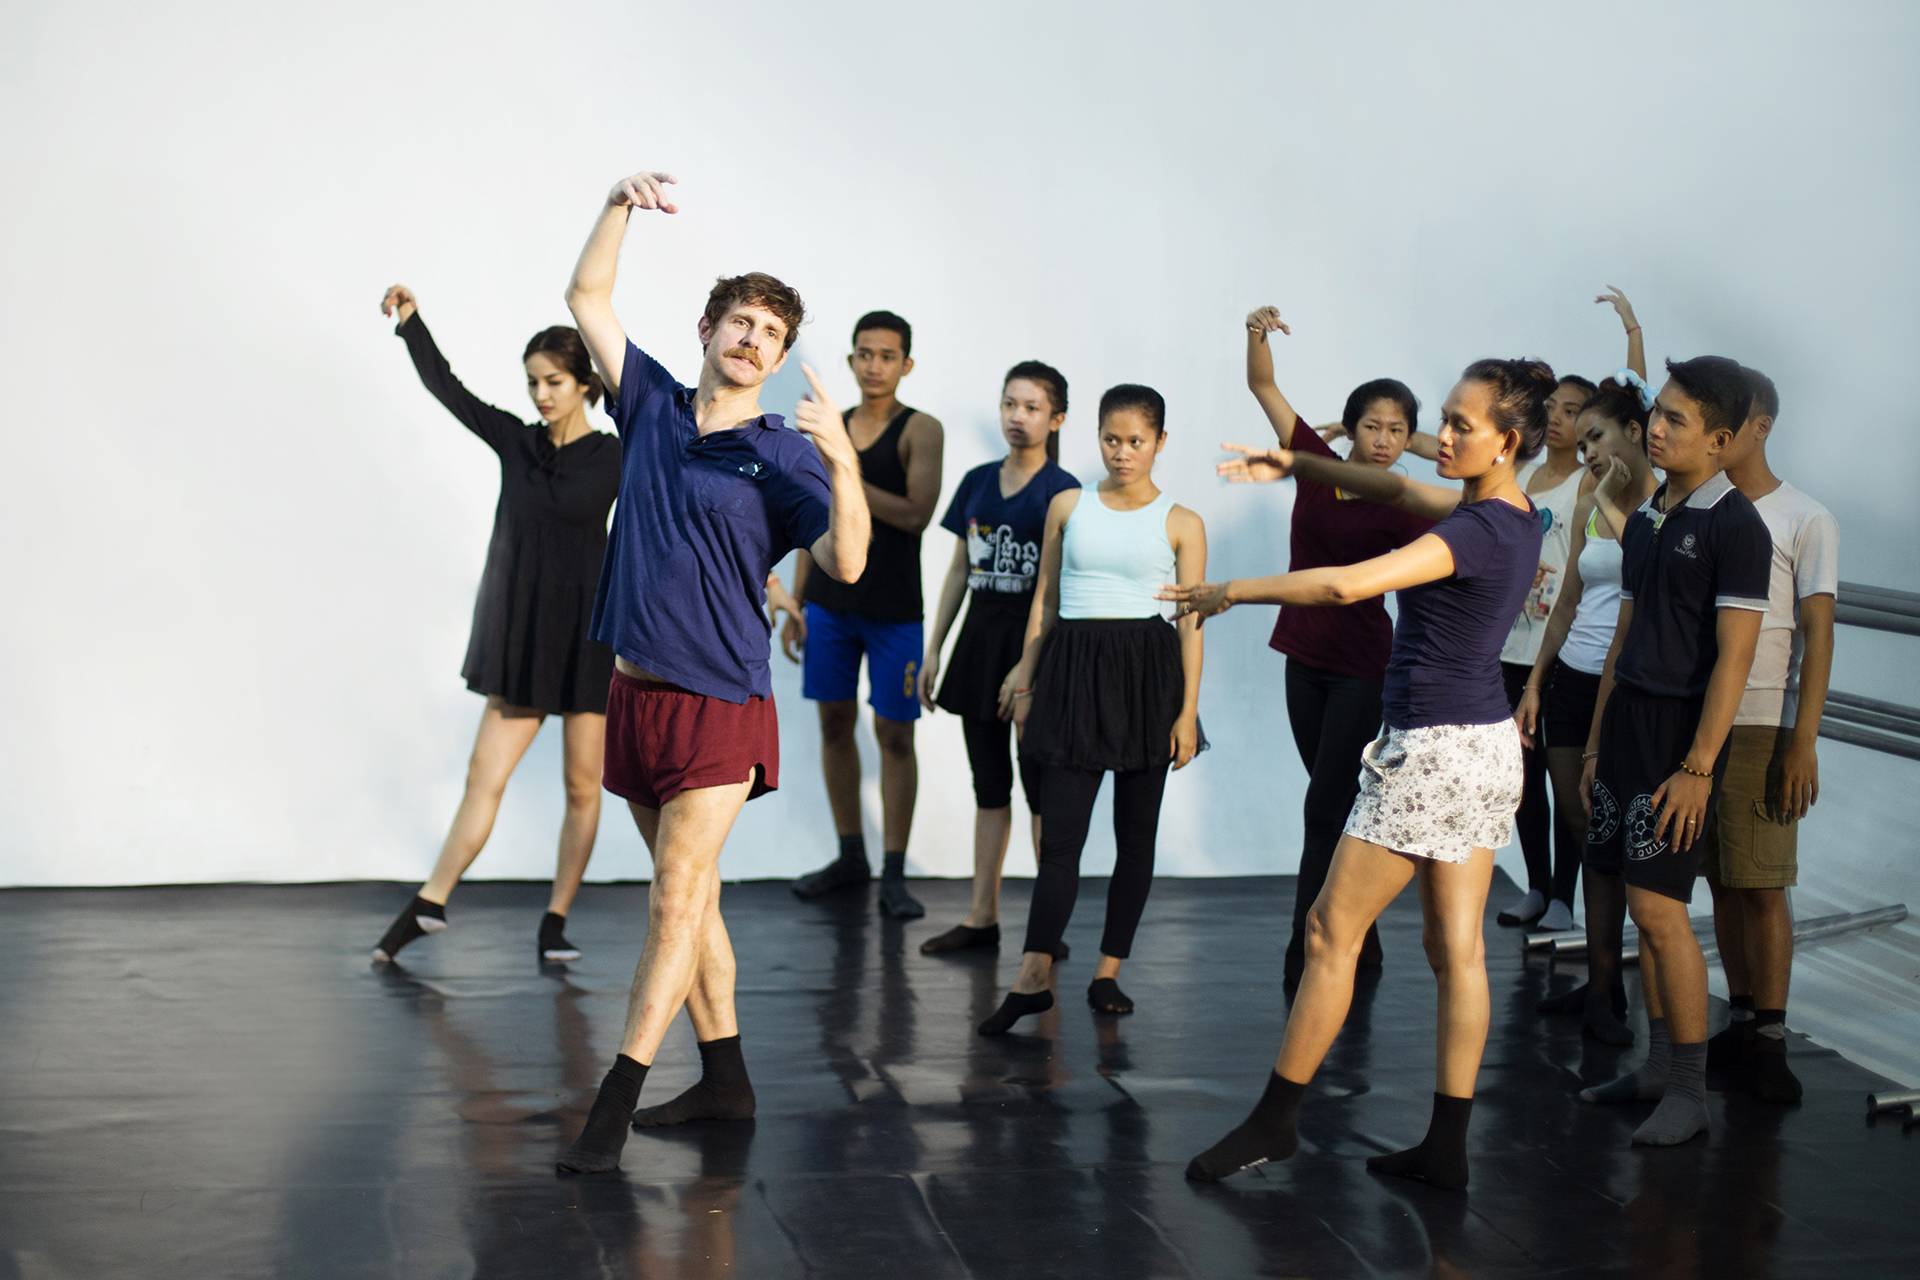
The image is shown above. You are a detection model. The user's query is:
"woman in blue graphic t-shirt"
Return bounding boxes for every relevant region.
[1164,358,1555,1193]
[916,362,1081,955]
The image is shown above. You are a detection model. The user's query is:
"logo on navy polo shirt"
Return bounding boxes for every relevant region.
[1676,532,1698,559]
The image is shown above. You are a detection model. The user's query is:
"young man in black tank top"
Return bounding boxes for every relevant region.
[777,311,945,917]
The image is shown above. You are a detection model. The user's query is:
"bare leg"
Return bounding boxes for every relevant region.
[873,711,917,854]
[546,711,605,917]
[616,777,755,1063]
[873,713,923,918]
[1708,872,1750,996]
[1740,888,1792,1010]
[419,698,547,902]
[1186,836,1414,1182]
[965,805,1013,927]
[1276,837,1420,1081]
[818,700,863,840]
[1627,886,1711,1145]
[1416,849,1496,1097]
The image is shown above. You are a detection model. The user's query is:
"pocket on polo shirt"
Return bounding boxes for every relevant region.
[690,469,763,521]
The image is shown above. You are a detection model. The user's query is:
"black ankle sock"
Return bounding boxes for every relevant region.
[632,1036,756,1127]
[372,895,446,962]
[557,1055,647,1174]
[1186,1071,1305,1181]
[1582,984,1634,1046]
[978,989,1054,1036]
[1087,977,1134,1015]
[1367,1092,1472,1190]
[1748,1011,1801,1103]
[882,849,906,879]
[839,834,868,865]
[921,922,1000,954]
[538,912,567,947]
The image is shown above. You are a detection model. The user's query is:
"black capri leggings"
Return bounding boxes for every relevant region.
[1022,762,1170,960]
[960,716,1044,811]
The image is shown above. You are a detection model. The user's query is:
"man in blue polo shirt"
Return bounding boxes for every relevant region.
[1577,356,1771,1148]
[554,170,871,1175]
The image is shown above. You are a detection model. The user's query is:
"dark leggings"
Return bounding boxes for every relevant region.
[1500,661,1555,898]
[1023,763,1170,959]
[1282,659,1384,968]
[960,716,1044,811]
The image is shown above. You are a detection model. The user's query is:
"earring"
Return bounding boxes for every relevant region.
[1495,454,1506,464]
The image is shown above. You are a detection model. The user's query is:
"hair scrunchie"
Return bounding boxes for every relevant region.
[1614,367,1655,411]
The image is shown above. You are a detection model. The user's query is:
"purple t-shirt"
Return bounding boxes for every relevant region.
[1381,496,1544,729]
[590,342,832,703]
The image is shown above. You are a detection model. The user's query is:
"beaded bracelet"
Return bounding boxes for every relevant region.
[1678,758,1712,779]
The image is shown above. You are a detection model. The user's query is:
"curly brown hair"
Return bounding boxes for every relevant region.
[702,272,806,352]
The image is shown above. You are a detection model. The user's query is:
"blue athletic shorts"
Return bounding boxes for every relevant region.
[801,603,923,722]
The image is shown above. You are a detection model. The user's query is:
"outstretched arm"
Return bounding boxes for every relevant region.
[1597,286,1645,381]
[381,284,523,452]
[1316,420,1440,461]
[565,170,679,398]
[1159,530,1457,623]
[1217,442,1462,522]
[1243,306,1301,447]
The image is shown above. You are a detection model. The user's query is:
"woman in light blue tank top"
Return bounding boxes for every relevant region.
[976,385,1208,1036]
[1511,375,1658,1037]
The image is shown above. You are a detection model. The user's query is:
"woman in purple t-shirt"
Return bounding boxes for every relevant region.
[1165,358,1554,1192]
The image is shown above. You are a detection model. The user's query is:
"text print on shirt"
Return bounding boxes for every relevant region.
[966,518,1042,594]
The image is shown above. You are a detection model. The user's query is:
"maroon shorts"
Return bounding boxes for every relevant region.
[603,671,779,809]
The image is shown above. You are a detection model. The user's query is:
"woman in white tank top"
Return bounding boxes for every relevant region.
[1491,376,1597,929]
[1512,374,1659,1037]
[978,384,1208,1036]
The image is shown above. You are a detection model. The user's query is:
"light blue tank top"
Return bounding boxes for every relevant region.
[1059,488,1176,619]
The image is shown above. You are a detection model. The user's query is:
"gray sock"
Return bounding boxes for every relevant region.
[1581,1017,1671,1103]
[1633,1041,1710,1146]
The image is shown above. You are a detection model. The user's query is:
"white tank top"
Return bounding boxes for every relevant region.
[1500,463,1585,664]
[1058,488,1176,620]
[1562,507,1622,675]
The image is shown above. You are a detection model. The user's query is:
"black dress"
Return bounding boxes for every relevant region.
[398,314,621,715]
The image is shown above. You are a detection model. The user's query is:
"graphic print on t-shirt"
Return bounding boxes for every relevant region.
[966,517,1043,594]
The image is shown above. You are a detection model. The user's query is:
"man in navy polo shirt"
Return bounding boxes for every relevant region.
[554,169,871,1175]
[1577,356,1770,1148]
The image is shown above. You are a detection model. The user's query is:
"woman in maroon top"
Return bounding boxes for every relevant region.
[1243,307,1434,989]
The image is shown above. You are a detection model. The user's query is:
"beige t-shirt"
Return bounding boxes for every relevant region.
[1735,482,1840,728]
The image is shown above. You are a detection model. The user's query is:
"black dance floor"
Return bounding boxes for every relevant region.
[1,877,1914,1278]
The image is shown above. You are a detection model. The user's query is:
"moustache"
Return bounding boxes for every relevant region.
[722,346,762,369]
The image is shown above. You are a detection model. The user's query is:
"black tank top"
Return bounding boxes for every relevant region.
[804,405,923,621]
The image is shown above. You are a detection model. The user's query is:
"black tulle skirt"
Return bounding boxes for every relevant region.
[1021,617,1185,773]
[936,593,1031,722]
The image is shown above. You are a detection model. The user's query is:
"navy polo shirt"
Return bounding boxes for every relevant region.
[1615,470,1772,699]
[590,342,833,703]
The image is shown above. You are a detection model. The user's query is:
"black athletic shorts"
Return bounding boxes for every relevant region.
[1584,684,1726,902]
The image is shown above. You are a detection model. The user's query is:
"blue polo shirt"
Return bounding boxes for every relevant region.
[1616,470,1772,700]
[590,342,833,703]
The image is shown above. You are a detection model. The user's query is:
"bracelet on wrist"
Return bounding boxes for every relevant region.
[1625,324,1642,334]
[1582,751,1600,761]
[1678,758,1712,779]
[1012,689,1033,699]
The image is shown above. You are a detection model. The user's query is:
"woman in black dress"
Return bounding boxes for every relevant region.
[370,284,622,965]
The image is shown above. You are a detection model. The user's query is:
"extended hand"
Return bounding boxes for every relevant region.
[1246,305,1290,337]
[1158,581,1233,626]
[1652,770,1713,852]
[1216,442,1295,484]
[1596,285,1638,331]
[793,365,857,471]
[380,283,417,326]
[610,171,679,214]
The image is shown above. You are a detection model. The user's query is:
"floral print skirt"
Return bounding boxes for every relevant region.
[1343,720,1524,864]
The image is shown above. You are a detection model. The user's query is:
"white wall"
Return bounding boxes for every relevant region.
[3,1,1917,904]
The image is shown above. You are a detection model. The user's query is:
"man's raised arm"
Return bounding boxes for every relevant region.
[566,170,679,398]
